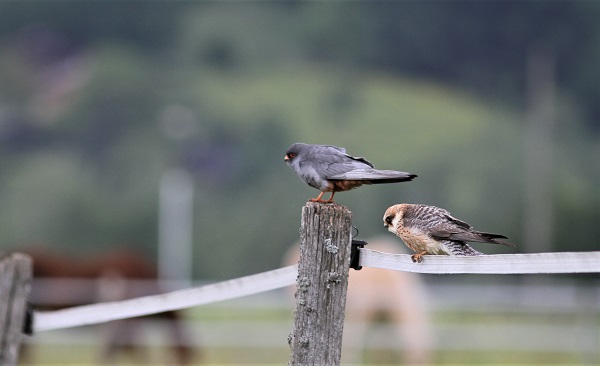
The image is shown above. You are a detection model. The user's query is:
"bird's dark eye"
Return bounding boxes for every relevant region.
[288,152,297,159]
[385,216,393,225]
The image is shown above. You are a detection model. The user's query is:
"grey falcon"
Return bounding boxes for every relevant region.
[284,142,417,203]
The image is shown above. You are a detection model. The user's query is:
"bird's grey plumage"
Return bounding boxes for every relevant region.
[285,142,417,203]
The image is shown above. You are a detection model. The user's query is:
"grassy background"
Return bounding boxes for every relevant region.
[22,299,599,365]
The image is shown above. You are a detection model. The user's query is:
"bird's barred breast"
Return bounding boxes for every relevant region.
[398,226,446,255]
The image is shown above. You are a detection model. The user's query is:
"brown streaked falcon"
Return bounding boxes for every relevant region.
[383,203,515,263]
[284,142,417,203]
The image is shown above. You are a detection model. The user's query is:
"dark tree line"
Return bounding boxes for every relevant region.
[0,2,598,130]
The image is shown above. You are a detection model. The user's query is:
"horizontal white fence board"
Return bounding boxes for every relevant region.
[359,249,600,274]
[34,265,297,332]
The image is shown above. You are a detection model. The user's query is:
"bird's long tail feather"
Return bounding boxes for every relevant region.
[476,232,516,247]
[329,169,417,183]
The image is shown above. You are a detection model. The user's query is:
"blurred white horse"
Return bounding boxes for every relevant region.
[283,236,432,364]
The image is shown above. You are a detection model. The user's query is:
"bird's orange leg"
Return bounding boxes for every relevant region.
[411,251,427,263]
[310,191,336,203]
[324,191,336,203]
[310,191,326,203]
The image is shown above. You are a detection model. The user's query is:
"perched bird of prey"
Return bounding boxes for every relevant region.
[284,142,417,203]
[383,203,515,263]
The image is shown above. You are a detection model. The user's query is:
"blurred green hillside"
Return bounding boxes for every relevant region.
[0,2,598,279]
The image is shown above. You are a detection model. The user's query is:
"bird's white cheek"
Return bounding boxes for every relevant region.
[392,217,402,232]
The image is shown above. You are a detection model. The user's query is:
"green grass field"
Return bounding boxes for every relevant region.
[20,344,593,365]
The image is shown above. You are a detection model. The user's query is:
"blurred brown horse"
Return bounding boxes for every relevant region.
[21,246,196,364]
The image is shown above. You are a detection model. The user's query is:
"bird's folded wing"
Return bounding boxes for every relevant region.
[430,227,515,247]
[328,168,416,181]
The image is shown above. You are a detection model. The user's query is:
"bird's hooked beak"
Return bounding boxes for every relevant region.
[284,152,296,162]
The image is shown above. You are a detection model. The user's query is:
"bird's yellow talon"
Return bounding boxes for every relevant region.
[411,252,425,263]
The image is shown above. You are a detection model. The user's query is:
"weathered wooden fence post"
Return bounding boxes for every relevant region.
[289,202,352,366]
[0,253,33,366]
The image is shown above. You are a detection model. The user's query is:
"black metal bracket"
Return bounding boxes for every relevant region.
[350,239,367,271]
[22,302,34,335]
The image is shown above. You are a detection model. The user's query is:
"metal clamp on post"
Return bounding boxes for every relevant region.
[22,302,34,335]
[350,239,367,271]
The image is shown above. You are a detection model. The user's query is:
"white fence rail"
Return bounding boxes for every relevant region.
[34,265,297,332]
[359,249,600,274]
